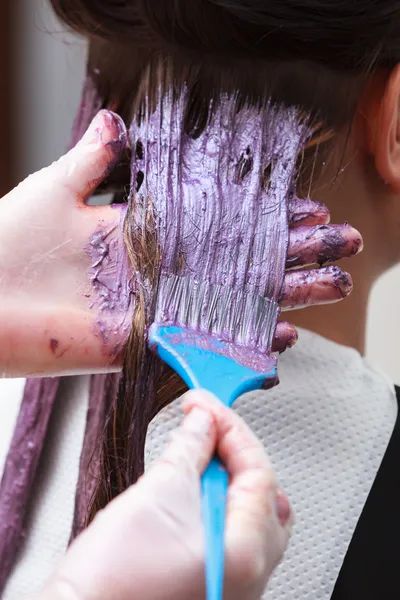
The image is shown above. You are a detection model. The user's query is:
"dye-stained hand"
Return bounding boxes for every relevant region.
[273,199,363,352]
[0,109,362,376]
[37,390,291,600]
[0,110,128,376]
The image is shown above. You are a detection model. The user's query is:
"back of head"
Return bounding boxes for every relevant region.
[51,0,400,131]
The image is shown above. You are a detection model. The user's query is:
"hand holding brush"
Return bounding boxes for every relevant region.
[37,391,291,600]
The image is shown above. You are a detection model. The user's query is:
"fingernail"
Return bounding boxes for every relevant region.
[182,407,213,437]
[272,322,298,354]
[339,223,364,256]
[81,110,127,150]
[275,488,291,526]
[331,266,353,297]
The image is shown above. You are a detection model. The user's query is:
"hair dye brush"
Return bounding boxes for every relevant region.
[149,281,278,600]
[132,88,309,599]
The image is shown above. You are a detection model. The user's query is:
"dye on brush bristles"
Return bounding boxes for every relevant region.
[127,86,310,383]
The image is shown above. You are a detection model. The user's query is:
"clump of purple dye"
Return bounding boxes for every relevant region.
[85,205,134,349]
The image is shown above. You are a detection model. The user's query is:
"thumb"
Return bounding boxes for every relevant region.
[45,110,127,203]
[141,397,217,492]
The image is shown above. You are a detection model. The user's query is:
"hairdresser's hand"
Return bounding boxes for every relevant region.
[38,391,291,600]
[0,110,129,377]
[275,199,363,352]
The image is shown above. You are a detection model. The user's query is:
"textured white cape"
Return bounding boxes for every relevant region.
[1,329,397,599]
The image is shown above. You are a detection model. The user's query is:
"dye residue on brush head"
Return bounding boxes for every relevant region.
[128,89,310,375]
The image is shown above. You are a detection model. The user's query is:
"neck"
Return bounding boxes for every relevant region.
[287,254,374,354]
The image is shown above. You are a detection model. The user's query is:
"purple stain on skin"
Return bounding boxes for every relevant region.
[86,205,134,351]
[49,338,59,354]
[280,265,353,309]
[49,338,70,359]
[129,89,310,377]
[288,197,330,226]
[286,223,363,268]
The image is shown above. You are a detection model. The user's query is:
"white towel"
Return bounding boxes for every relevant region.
[0,330,397,599]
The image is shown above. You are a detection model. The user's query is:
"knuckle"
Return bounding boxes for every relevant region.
[227,542,269,597]
[42,577,83,600]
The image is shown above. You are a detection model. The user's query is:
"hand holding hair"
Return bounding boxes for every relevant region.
[0,109,128,377]
[0,110,361,377]
[36,390,291,600]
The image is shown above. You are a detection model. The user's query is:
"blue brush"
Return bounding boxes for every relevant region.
[149,274,278,600]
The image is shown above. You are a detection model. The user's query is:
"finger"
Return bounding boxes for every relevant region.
[183,392,270,477]
[280,265,353,310]
[286,223,363,269]
[144,395,217,487]
[225,476,291,596]
[183,397,291,523]
[182,393,292,576]
[289,197,330,227]
[272,321,298,353]
[51,110,127,203]
[191,399,291,590]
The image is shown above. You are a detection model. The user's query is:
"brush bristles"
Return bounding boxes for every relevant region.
[131,86,309,357]
[155,274,278,352]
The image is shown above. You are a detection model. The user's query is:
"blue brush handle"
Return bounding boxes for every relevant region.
[149,325,276,600]
[201,457,229,600]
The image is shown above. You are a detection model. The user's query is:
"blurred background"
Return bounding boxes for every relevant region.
[6,0,400,383]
